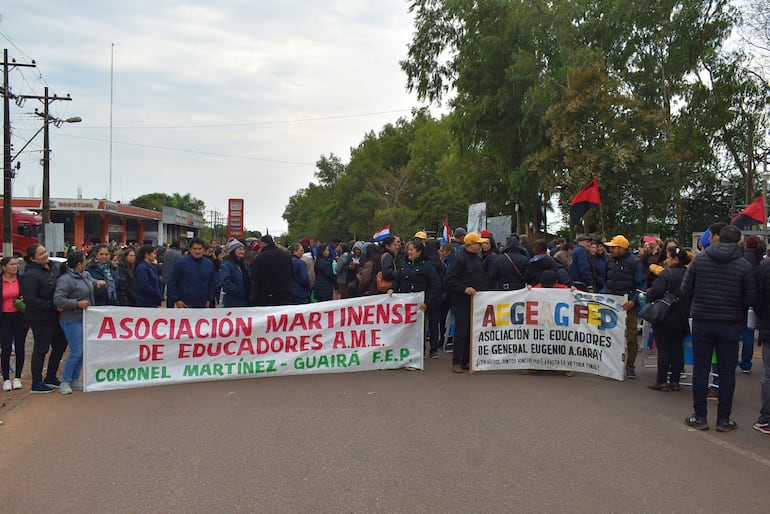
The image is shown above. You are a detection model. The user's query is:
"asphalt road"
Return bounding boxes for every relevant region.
[1,349,769,513]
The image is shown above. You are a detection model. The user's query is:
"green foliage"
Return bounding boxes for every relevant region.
[129,192,206,216]
[282,0,768,244]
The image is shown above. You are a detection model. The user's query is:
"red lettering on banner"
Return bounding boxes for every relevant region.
[177,319,193,338]
[139,344,164,361]
[178,343,191,358]
[135,318,150,339]
[267,314,288,332]
[195,319,209,338]
[403,304,419,324]
[117,317,133,339]
[526,302,539,325]
[289,315,308,331]
[151,319,168,339]
[574,304,588,325]
[238,338,255,355]
[482,305,496,327]
[98,317,117,339]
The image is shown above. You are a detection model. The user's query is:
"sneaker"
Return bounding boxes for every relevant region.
[44,377,61,389]
[70,379,83,391]
[684,415,709,431]
[707,389,719,400]
[31,382,53,394]
[451,364,463,374]
[2,380,10,391]
[429,350,438,359]
[626,368,637,379]
[12,378,21,389]
[741,368,751,374]
[715,418,737,432]
[752,421,770,434]
[59,382,72,395]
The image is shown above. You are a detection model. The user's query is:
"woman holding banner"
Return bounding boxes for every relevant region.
[53,252,105,395]
[388,240,442,358]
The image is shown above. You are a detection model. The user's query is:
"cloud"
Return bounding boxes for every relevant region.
[2,0,425,235]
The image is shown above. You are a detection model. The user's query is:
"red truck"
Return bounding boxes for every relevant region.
[0,207,42,256]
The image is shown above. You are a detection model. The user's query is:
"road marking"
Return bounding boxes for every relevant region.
[658,414,770,468]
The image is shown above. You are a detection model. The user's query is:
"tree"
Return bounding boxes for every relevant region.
[129,193,172,212]
[130,192,206,216]
[169,193,206,216]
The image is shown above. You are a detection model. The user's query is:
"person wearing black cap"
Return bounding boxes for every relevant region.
[251,235,293,306]
[568,235,594,291]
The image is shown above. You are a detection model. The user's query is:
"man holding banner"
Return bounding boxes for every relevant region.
[446,232,487,373]
[602,235,646,378]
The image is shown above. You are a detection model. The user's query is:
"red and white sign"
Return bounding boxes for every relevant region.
[83,294,425,391]
[227,198,244,238]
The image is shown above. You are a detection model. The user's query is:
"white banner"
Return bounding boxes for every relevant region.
[83,293,425,392]
[471,290,626,380]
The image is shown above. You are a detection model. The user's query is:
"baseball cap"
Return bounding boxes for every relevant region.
[604,235,629,249]
[463,232,488,245]
[414,231,427,240]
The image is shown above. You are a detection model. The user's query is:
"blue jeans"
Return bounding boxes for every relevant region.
[60,319,84,383]
[691,320,740,420]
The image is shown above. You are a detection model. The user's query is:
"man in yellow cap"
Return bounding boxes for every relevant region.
[445,232,488,373]
[414,231,427,241]
[602,235,646,378]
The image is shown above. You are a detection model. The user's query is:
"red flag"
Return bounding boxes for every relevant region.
[731,197,766,228]
[570,177,601,224]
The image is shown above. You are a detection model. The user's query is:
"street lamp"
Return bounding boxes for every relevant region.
[35,110,81,246]
[721,177,737,217]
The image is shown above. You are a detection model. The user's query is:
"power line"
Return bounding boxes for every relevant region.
[76,109,414,130]
[57,132,316,166]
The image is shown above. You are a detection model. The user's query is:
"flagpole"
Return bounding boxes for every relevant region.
[763,156,768,245]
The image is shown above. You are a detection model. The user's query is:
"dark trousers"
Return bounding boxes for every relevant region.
[652,323,687,385]
[439,298,451,342]
[452,296,471,365]
[426,303,442,352]
[29,321,68,384]
[691,319,740,420]
[0,312,28,380]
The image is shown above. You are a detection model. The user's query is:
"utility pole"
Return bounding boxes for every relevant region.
[2,49,36,256]
[18,87,73,247]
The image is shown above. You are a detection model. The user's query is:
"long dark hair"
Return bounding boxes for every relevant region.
[136,245,155,265]
[24,243,43,265]
[667,245,691,267]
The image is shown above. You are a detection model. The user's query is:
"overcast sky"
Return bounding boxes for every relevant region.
[1,1,433,235]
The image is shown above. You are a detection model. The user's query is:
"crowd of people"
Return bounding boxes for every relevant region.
[0,223,768,436]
